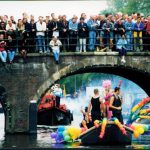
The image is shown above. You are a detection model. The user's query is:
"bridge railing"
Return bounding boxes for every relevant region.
[0,29,150,53]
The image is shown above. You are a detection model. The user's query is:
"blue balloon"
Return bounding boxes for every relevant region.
[58,132,64,139]
[56,135,63,143]
[57,126,65,132]
[50,132,57,139]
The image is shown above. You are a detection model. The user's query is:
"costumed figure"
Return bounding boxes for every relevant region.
[102,80,113,119]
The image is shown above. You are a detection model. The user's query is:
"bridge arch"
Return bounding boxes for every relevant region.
[33,64,150,100]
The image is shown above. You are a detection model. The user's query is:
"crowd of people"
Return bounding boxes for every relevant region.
[0,12,150,64]
[80,80,123,129]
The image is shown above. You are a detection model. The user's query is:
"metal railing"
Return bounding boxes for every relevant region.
[0,29,150,53]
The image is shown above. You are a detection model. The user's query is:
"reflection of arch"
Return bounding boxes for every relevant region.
[33,64,150,100]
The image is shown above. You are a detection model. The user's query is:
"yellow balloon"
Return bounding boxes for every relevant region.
[132,105,138,112]
[94,120,99,124]
[133,131,140,138]
[114,119,119,124]
[137,127,144,134]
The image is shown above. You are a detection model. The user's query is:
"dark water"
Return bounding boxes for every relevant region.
[0,114,150,149]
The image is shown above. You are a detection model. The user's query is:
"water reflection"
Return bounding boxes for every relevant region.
[0,125,150,149]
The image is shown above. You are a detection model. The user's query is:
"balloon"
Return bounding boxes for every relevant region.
[64,135,71,142]
[94,120,99,124]
[133,131,140,138]
[130,124,135,130]
[57,126,65,132]
[63,130,69,137]
[114,119,119,124]
[137,127,144,134]
[56,135,63,143]
[143,125,148,131]
[50,132,57,139]
[58,132,64,139]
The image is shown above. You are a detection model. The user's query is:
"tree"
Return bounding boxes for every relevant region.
[101,0,150,16]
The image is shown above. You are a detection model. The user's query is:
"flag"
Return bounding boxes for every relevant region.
[63,84,66,97]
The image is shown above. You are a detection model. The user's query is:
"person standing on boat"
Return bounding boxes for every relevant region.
[80,106,93,130]
[88,89,105,123]
[109,87,123,124]
[52,84,63,108]
[102,80,113,119]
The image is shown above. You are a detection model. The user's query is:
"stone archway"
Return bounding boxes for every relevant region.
[33,64,150,101]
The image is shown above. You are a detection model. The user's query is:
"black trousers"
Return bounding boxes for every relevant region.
[113,112,123,124]
[56,96,60,107]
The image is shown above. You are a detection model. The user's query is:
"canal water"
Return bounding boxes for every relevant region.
[0,114,150,149]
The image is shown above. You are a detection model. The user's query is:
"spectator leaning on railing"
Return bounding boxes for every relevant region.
[145,15,150,51]
[7,34,16,64]
[102,18,114,51]
[133,17,144,52]
[87,15,99,51]
[69,16,78,51]
[0,34,7,64]
[59,15,69,52]
[78,17,88,52]
[36,16,47,54]
[124,16,134,51]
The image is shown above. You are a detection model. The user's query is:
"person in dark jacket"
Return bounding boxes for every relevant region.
[78,17,88,52]
[59,15,69,52]
[7,35,16,64]
[29,19,36,52]
[114,19,125,49]
[47,17,60,39]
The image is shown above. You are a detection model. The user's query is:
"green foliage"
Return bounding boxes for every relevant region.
[57,73,115,95]
[101,0,150,16]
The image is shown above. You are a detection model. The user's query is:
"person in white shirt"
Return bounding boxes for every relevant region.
[49,36,62,64]
[6,20,16,36]
[36,16,46,53]
[52,84,63,107]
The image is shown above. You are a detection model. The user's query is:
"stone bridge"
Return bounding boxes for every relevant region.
[0,52,150,133]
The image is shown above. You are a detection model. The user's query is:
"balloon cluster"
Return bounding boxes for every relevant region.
[140,108,150,115]
[113,118,127,135]
[94,120,101,128]
[130,124,150,138]
[99,118,107,139]
[132,97,150,113]
[50,126,86,143]
[128,97,150,124]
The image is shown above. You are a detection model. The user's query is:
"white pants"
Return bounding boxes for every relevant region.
[79,38,86,52]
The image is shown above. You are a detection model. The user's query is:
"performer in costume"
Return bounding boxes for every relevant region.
[102,80,113,119]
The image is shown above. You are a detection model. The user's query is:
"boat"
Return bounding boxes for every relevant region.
[79,122,133,145]
[37,96,73,126]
